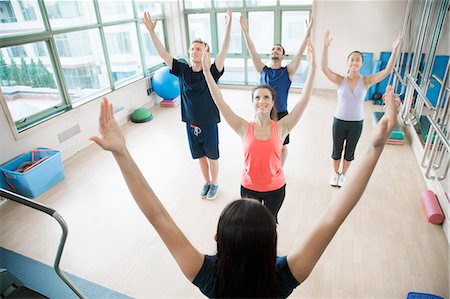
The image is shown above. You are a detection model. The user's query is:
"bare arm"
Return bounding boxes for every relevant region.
[214,7,232,72]
[202,45,247,138]
[365,33,402,87]
[144,11,173,69]
[287,86,399,283]
[240,14,265,74]
[321,30,343,86]
[90,98,203,281]
[278,41,316,136]
[287,18,313,80]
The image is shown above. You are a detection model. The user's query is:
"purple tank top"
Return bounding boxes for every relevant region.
[334,76,367,121]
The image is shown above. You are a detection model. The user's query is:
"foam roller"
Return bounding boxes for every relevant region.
[420,190,445,224]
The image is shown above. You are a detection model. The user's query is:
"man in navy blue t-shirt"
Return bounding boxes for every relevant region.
[144,9,232,200]
[240,15,312,165]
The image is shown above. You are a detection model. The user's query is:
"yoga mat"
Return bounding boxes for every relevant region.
[0,247,132,299]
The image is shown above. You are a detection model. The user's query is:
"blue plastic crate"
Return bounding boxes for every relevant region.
[0,148,65,198]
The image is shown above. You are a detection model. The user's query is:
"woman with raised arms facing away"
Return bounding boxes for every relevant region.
[90,73,399,298]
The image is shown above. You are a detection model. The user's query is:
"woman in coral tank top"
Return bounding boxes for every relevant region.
[202,42,316,223]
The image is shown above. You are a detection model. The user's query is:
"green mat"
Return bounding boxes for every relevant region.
[0,247,132,299]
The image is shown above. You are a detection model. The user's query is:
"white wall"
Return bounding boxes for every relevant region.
[1,78,158,164]
[437,13,449,56]
[312,0,408,89]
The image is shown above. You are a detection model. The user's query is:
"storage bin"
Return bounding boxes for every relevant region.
[0,148,65,198]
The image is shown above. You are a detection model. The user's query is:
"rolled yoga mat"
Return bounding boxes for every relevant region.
[420,190,445,224]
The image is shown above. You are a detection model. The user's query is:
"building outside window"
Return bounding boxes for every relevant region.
[0,0,166,132]
[183,0,312,86]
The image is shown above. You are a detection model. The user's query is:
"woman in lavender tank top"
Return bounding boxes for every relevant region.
[321,30,401,188]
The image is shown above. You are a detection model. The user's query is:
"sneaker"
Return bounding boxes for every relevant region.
[329,173,339,187]
[200,183,211,198]
[206,184,219,200]
[337,174,346,188]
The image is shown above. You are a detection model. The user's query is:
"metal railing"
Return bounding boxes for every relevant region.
[390,0,450,182]
[0,188,85,298]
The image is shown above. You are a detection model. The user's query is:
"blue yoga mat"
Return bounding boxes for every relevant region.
[0,247,132,299]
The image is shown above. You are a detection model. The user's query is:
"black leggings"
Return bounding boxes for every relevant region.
[332,117,363,161]
[240,184,286,223]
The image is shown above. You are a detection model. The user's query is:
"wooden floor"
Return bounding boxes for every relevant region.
[1,88,448,298]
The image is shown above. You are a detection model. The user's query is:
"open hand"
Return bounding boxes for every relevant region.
[143,11,157,32]
[371,86,399,147]
[89,97,126,154]
[307,38,316,69]
[324,30,333,47]
[202,44,211,72]
[392,32,402,51]
[225,7,232,28]
[305,17,313,36]
[239,15,248,32]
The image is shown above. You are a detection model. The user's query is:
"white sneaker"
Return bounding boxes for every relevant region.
[337,174,346,188]
[329,173,339,187]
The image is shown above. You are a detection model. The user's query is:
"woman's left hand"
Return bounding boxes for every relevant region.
[393,32,402,50]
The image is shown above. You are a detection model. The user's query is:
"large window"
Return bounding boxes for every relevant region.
[248,11,274,54]
[187,14,212,52]
[45,0,97,29]
[105,24,142,85]
[281,11,310,54]
[0,43,62,124]
[0,0,167,133]
[97,0,134,23]
[183,1,312,87]
[0,1,44,37]
[54,29,109,103]
[140,23,166,71]
[217,11,241,54]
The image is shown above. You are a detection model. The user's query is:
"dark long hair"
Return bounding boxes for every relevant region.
[252,84,278,120]
[214,199,278,298]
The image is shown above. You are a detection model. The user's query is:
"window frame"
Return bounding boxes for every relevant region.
[183,0,312,86]
[0,0,169,135]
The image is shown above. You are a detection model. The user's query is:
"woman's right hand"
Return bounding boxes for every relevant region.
[371,86,399,147]
[324,30,333,47]
[392,32,402,51]
[90,97,126,155]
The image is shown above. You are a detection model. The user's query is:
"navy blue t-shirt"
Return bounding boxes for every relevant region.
[260,66,292,113]
[192,255,300,298]
[170,59,224,125]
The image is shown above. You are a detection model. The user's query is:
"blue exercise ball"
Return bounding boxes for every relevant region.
[151,66,180,100]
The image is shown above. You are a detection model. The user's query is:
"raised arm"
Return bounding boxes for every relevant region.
[321,30,343,86]
[202,45,247,138]
[278,41,316,136]
[286,18,313,80]
[214,7,232,72]
[365,33,402,87]
[240,14,265,74]
[90,98,203,281]
[287,86,399,283]
[144,11,173,69]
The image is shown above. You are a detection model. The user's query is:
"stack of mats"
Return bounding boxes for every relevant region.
[160,96,181,108]
[372,111,405,144]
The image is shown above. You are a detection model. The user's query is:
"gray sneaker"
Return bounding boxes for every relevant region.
[200,183,211,198]
[206,184,219,200]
